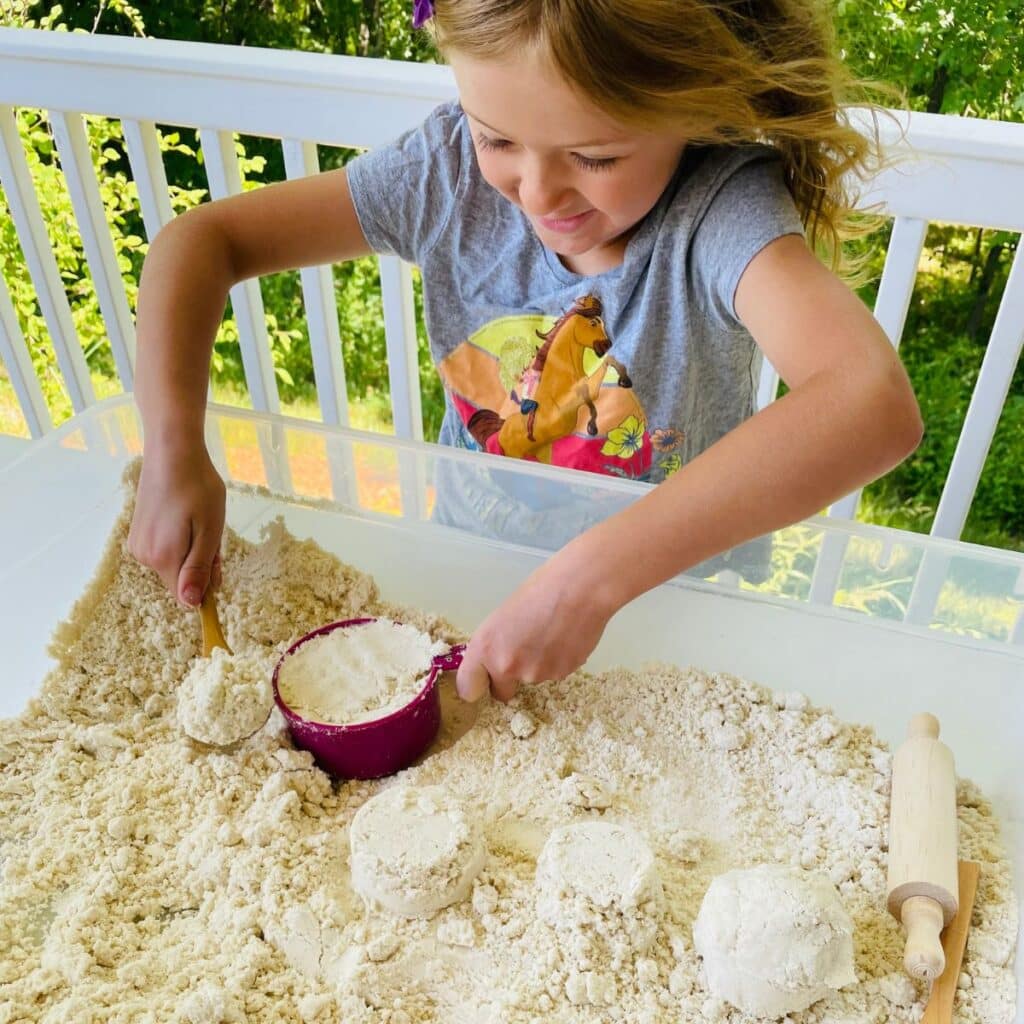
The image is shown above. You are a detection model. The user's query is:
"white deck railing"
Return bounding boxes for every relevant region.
[1,28,1023,592]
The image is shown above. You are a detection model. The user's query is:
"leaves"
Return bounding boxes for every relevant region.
[837,0,1024,120]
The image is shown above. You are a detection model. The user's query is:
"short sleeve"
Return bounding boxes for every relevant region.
[691,154,804,329]
[345,102,465,265]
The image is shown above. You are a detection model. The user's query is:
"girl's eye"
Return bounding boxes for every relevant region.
[477,134,511,152]
[572,153,618,172]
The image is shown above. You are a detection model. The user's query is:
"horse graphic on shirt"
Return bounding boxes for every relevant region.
[467,295,633,463]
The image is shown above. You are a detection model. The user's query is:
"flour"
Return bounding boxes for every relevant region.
[693,864,856,1016]
[0,469,1017,1023]
[177,646,275,746]
[277,619,445,725]
[349,785,487,917]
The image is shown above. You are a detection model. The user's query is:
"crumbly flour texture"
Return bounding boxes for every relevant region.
[0,467,1018,1024]
[277,619,446,725]
[178,647,275,746]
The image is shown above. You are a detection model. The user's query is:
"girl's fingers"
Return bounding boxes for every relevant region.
[489,674,520,703]
[177,526,220,607]
[455,650,492,703]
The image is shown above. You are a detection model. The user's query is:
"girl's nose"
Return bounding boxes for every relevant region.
[516,156,570,217]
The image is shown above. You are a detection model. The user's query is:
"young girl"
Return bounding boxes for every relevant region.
[128,0,922,705]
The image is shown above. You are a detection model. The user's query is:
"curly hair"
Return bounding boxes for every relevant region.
[429,0,899,279]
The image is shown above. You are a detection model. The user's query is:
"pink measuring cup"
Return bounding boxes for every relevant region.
[271,617,465,780]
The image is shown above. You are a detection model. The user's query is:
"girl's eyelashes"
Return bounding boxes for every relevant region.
[571,153,618,172]
[476,133,511,152]
[475,133,619,172]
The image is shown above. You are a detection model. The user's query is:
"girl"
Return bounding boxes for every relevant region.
[128,0,922,705]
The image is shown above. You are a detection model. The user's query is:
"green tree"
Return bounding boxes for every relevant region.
[836,0,1024,119]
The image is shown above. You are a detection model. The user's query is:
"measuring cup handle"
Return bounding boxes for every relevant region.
[433,643,465,673]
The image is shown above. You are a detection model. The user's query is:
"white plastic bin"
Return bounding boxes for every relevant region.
[2,396,1021,1017]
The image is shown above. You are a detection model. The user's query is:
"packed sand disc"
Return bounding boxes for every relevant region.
[693,863,856,1016]
[349,784,487,917]
[536,821,664,957]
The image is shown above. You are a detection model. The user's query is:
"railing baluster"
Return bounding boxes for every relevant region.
[872,218,930,342]
[49,111,136,391]
[904,550,949,628]
[1013,568,1024,646]
[198,128,291,494]
[808,216,929,607]
[932,241,1024,540]
[122,119,174,241]
[378,255,423,442]
[379,255,426,518]
[123,120,229,468]
[0,273,51,436]
[280,138,357,507]
[831,216,928,522]
[197,127,279,415]
[755,357,779,412]
[1013,606,1024,646]
[907,243,1022,629]
[0,105,94,412]
[280,139,349,427]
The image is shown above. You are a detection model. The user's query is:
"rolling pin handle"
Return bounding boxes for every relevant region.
[901,895,946,981]
[907,713,940,740]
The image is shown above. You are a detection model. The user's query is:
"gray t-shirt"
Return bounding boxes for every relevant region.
[347,102,803,578]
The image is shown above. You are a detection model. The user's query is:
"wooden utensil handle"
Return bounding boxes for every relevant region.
[901,895,946,981]
[199,590,231,657]
[922,860,981,1024]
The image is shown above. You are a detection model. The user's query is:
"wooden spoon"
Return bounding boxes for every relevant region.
[198,589,232,657]
[922,860,981,1024]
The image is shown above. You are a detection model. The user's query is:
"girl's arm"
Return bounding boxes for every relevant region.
[455,234,923,701]
[128,168,373,606]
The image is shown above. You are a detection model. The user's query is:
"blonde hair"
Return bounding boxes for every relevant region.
[430,0,898,280]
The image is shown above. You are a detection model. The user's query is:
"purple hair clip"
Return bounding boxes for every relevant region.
[413,0,435,28]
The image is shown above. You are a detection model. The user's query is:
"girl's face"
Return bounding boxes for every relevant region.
[450,49,686,275]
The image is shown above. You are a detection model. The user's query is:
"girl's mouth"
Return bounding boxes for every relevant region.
[538,209,595,234]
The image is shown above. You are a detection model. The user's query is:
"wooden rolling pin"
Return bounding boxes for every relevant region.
[886,713,960,982]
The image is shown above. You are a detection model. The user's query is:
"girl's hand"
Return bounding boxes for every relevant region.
[455,546,617,702]
[128,444,226,607]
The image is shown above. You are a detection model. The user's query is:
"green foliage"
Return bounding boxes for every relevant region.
[836,0,1024,119]
[28,0,434,59]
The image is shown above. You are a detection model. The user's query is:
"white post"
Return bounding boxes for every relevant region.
[0,273,52,437]
[122,118,174,240]
[809,216,928,607]
[49,110,137,391]
[197,127,280,415]
[378,255,427,519]
[0,105,95,412]
[931,243,1024,540]
[280,139,349,428]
